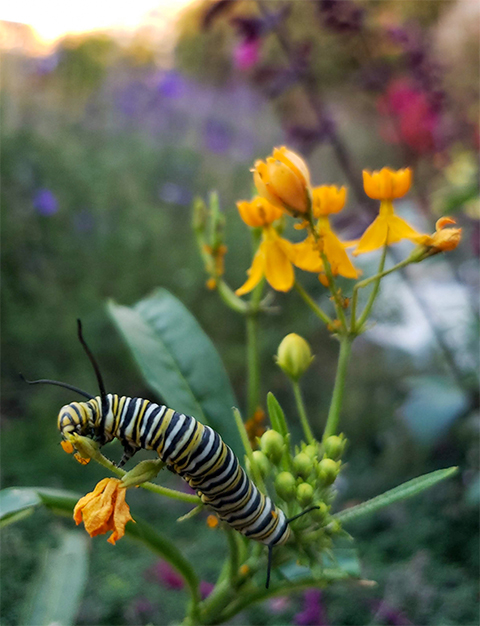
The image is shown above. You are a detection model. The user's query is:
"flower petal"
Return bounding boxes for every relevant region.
[264,238,295,292]
[323,230,359,278]
[354,215,389,255]
[235,244,266,296]
[385,213,423,245]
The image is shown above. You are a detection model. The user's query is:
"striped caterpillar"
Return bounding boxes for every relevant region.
[23,321,318,587]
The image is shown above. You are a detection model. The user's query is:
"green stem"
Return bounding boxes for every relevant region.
[292,380,315,444]
[320,251,347,330]
[294,281,333,326]
[355,244,387,331]
[208,572,351,625]
[217,280,248,314]
[91,451,200,505]
[225,527,240,583]
[322,336,352,441]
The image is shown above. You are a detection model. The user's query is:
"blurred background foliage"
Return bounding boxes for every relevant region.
[1,0,478,624]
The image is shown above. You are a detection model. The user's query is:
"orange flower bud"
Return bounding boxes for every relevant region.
[207,515,219,528]
[253,147,311,215]
[363,167,412,200]
[419,217,462,254]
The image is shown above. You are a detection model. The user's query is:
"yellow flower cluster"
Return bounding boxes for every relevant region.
[235,148,461,295]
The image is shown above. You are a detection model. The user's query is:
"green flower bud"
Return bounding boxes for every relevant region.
[121,459,164,488]
[276,333,314,381]
[325,519,342,535]
[275,471,296,501]
[249,450,270,478]
[303,444,319,459]
[317,458,340,485]
[310,501,329,522]
[296,482,314,507]
[323,435,346,460]
[293,452,314,479]
[70,433,99,460]
[260,430,284,464]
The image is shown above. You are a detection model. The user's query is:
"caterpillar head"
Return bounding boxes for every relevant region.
[57,401,92,441]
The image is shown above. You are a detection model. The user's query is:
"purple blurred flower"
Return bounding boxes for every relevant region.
[158,71,187,99]
[36,53,59,75]
[33,189,58,216]
[148,560,184,590]
[294,590,328,626]
[203,118,234,154]
[199,581,214,599]
[233,39,260,71]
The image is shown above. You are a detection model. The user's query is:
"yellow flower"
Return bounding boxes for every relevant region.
[237,197,283,228]
[354,201,423,255]
[293,220,359,280]
[363,167,412,200]
[312,185,347,216]
[236,226,296,295]
[418,217,462,254]
[73,478,135,545]
[253,147,311,214]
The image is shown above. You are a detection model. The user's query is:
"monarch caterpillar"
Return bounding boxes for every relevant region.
[23,320,318,588]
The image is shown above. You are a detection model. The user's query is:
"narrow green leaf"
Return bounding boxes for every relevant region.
[108,288,241,455]
[267,392,289,438]
[334,467,458,525]
[21,530,89,626]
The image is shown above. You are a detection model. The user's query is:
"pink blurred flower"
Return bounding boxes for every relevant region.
[268,595,291,614]
[233,39,260,71]
[149,560,184,590]
[199,581,214,599]
[377,78,440,154]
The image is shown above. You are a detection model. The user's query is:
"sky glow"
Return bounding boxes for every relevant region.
[0,0,194,44]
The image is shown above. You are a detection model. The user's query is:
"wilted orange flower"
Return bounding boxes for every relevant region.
[237,197,283,227]
[236,226,297,295]
[363,167,412,200]
[253,147,311,214]
[245,408,267,448]
[312,185,347,217]
[74,478,135,545]
[418,217,462,254]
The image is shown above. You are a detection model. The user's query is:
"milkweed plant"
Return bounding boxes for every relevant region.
[2,147,462,625]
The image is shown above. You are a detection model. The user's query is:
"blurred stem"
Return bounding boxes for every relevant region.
[320,251,347,330]
[355,243,388,331]
[90,450,200,505]
[294,281,333,326]
[322,336,352,440]
[217,279,249,314]
[225,527,240,583]
[292,380,315,444]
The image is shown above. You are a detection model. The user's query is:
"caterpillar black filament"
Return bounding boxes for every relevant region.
[22,320,318,588]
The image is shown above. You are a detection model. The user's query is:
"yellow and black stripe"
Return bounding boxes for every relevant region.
[58,394,291,548]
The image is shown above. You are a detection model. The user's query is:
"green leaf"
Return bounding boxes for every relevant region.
[108,288,241,455]
[267,392,289,438]
[21,530,89,626]
[334,466,458,525]
[0,487,42,527]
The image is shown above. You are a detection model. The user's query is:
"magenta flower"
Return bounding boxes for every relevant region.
[294,590,328,626]
[149,560,184,590]
[199,581,214,599]
[233,39,260,71]
[33,189,58,216]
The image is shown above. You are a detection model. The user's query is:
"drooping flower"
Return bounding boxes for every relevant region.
[253,147,311,215]
[417,217,462,254]
[355,168,423,255]
[236,197,297,295]
[73,477,135,545]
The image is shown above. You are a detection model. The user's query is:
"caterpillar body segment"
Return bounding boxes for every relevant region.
[58,394,291,548]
